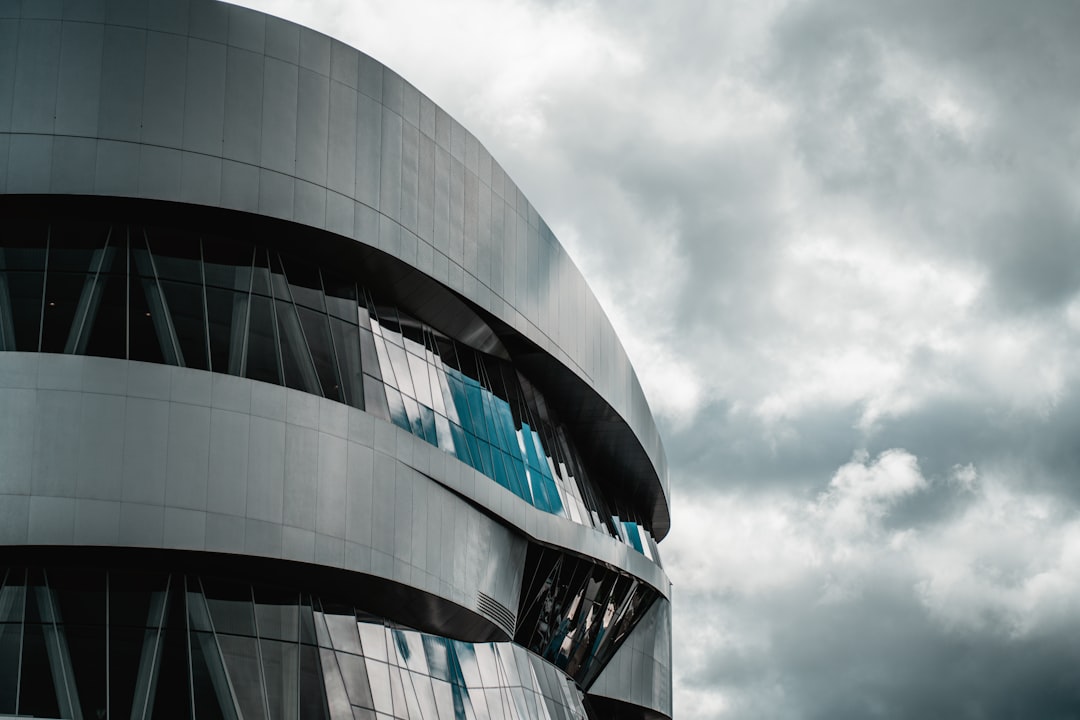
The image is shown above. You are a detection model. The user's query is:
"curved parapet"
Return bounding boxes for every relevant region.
[0,1,673,718]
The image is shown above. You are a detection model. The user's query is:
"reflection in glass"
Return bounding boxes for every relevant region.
[0,220,660,559]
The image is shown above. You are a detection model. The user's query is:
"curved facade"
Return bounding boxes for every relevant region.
[0,2,671,719]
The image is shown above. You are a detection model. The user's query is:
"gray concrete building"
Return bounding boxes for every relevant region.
[0,1,671,718]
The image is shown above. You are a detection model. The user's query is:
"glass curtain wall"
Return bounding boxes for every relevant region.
[0,220,659,561]
[515,546,658,689]
[0,566,591,720]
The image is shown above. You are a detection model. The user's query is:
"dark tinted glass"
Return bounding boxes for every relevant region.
[246,294,281,384]
[297,305,341,401]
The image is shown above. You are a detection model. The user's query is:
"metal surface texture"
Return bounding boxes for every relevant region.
[0,0,670,533]
[0,352,670,600]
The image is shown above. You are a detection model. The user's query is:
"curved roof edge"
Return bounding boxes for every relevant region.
[0,0,670,533]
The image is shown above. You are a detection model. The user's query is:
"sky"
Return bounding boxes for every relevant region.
[241,1,1080,717]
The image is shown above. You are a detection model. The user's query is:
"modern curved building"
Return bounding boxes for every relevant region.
[0,1,671,718]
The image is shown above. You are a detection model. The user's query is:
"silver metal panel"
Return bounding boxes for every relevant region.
[286,385,319,428]
[141,30,186,147]
[106,0,144,26]
[76,390,124,498]
[264,13,299,64]
[11,19,60,133]
[0,20,18,133]
[148,0,188,34]
[357,52,381,101]
[75,498,122,544]
[296,67,329,185]
[246,415,285,523]
[227,3,263,54]
[118,500,165,546]
[7,133,52,193]
[223,46,264,163]
[284,423,318,530]
[259,168,294,219]
[260,55,298,175]
[245,516,282,556]
[345,441,373,546]
[164,417,213,512]
[56,20,103,136]
[0,387,35,494]
[251,375,286,420]
[94,138,139,196]
[121,396,169,504]
[32,389,81,496]
[207,407,249,515]
[295,178,326,228]
[220,157,259,211]
[316,432,347,538]
[51,135,97,194]
[283,524,315,562]
[326,190,353,238]
[392,463,413,563]
[400,121,419,234]
[205,510,244,553]
[98,24,146,141]
[328,80,357,196]
[138,144,182,199]
[330,38,357,88]
[370,450,395,555]
[183,37,227,156]
[163,506,206,550]
[63,1,105,22]
[187,0,225,43]
[355,92,382,210]
[28,495,75,544]
[179,150,222,205]
[379,107,402,221]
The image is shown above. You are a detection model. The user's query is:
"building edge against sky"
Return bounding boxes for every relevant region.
[0,1,671,718]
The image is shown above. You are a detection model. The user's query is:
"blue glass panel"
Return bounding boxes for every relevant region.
[623,522,644,553]
[445,373,470,432]
[447,421,471,465]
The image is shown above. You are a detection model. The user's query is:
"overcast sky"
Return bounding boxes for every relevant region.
[241,1,1080,717]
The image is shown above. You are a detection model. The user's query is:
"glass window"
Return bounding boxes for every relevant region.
[160,279,210,370]
[320,649,353,720]
[357,623,388,663]
[206,285,248,376]
[337,651,375,709]
[330,317,363,409]
[297,305,343,402]
[364,659,392,714]
[246,294,282,385]
[82,260,127,360]
[218,633,268,720]
[18,623,63,719]
[254,587,299,643]
[276,298,322,395]
[202,579,256,636]
[299,644,330,720]
[261,639,300,720]
[324,613,362,655]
